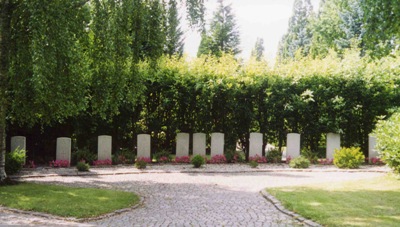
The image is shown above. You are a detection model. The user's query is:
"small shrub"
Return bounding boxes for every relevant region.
[191,154,205,168]
[225,149,245,163]
[301,149,319,164]
[249,160,258,168]
[266,148,282,163]
[93,159,112,166]
[49,160,70,168]
[153,150,173,163]
[289,156,310,169]
[249,155,267,163]
[374,111,400,173]
[333,147,365,169]
[112,148,135,164]
[72,148,96,165]
[209,155,227,164]
[76,160,90,172]
[5,148,26,175]
[135,157,151,169]
[175,156,191,163]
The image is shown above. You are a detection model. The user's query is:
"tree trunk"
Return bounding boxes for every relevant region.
[0,0,12,182]
[0,107,6,181]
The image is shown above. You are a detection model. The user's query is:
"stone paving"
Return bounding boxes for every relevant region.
[0,165,389,227]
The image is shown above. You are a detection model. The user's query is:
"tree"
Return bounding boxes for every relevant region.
[165,0,184,57]
[361,0,400,57]
[141,0,166,60]
[278,0,314,59]
[251,37,265,61]
[197,0,241,57]
[310,0,365,57]
[0,0,90,181]
[0,0,206,182]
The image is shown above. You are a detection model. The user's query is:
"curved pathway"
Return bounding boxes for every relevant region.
[0,165,388,226]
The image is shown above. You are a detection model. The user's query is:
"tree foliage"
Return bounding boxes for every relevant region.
[197,0,241,57]
[361,0,400,57]
[251,37,265,61]
[278,0,314,60]
[165,0,184,57]
[309,0,398,58]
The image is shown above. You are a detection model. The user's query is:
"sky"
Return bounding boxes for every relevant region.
[181,0,320,60]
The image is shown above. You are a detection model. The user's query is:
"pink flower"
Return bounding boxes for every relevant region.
[93,159,112,166]
[175,156,191,163]
[159,156,169,163]
[249,155,267,163]
[209,155,227,164]
[49,160,70,168]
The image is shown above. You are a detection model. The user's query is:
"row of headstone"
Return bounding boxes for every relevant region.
[286,133,379,159]
[9,133,380,163]
[136,133,227,158]
[9,135,112,164]
[137,132,264,158]
[57,135,113,163]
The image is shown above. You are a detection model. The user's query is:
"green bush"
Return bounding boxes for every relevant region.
[333,147,365,169]
[374,111,400,173]
[76,161,90,172]
[135,159,148,169]
[5,148,26,175]
[191,154,205,168]
[225,149,245,163]
[72,148,96,165]
[266,148,282,163]
[112,148,135,164]
[289,156,310,169]
[249,160,258,168]
[153,150,173,163]
[301,149,319,164]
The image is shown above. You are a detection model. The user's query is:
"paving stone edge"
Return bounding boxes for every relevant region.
[0,196,144,223]
[260,190,322,227]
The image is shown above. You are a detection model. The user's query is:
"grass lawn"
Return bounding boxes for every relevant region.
[267,176,400,227]
[0,182,140,218]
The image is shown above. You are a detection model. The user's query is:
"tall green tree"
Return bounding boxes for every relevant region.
[278,0,314,60]
[251,37,265,61]
[310,0,366,57]
[197,0,241,57]
[141,0,166,60]
[0,0,90,181]
[361,0,400,57]
[165,0,184,57]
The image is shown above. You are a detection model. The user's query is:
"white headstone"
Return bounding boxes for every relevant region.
[193,133,206,156]
[211,133,224,156]
[98,135,112,160]
[249,133,263,157]
[368,135,378,158]
[286,133,300,159]
[326,133,340,159]
[137,134,151,158]
[176,133,190,157]
[11,136,26,152]
[56,137,71,163]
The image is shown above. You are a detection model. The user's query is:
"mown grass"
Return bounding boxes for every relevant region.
[0,182,139,218]
[267,176,400,227]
